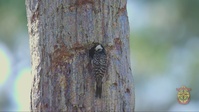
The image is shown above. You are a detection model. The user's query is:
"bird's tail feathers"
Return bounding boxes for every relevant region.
[96,80,102,98]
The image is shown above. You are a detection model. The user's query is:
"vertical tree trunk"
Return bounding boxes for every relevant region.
[26,0,134,111]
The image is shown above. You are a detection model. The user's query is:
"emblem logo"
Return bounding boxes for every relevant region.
[176,86,191,104]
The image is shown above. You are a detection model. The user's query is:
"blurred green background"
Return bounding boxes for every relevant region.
[0,0,198,111]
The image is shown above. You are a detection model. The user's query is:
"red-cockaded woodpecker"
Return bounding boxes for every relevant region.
[89,44,107,98]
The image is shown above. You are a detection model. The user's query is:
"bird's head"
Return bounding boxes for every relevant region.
[89,44,106,58]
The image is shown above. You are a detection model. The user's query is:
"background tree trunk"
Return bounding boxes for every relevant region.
[26,0,134,111]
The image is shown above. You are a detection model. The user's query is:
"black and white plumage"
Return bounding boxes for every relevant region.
[89,44,107,98]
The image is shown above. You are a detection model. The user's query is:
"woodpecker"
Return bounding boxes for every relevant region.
[89,44,107,98]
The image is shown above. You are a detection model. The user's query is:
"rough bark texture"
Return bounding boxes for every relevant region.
[26,0,134,111]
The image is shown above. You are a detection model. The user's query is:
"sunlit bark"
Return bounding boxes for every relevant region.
[26,0,134,111]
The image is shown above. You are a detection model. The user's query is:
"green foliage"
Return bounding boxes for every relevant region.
[0,0,26,49]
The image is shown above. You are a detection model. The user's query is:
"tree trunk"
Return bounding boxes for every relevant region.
[26,0,134,111]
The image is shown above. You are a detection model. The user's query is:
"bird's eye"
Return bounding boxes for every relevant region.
[97,49,102,52]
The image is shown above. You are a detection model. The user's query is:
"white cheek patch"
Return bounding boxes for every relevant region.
[95,45,103,51]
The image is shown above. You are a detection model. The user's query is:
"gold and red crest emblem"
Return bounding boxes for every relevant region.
[176,86,191,104]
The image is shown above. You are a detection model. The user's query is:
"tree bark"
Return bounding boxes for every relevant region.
[26,0,134,111]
